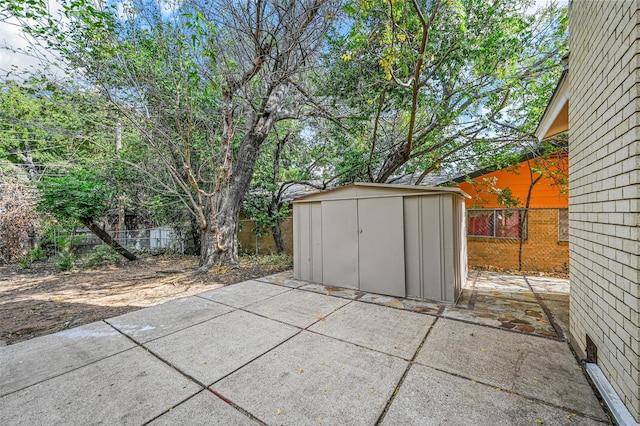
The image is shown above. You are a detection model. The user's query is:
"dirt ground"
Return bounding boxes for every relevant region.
[0,254,292,346]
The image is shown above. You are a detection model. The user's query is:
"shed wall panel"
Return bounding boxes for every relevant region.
[454,198,468,297]
[294,203,311,281]
[420,196,444,301]
[321,200,359,289]
[440,196,455,301]
[404,197,422,298]
[310,202,323,282]
[357,197,405,297]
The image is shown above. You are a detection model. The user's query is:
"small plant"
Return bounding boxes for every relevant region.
[18,255,32,269]
[29,247,47,261]
[84,245,121,268]
[17,247,48,269]
[56,252,76,271]
[253,252,293,269]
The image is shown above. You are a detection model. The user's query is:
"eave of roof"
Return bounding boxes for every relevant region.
[535,68,569,141]
[291,182,470,203]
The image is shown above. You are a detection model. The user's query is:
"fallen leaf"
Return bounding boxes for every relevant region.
[535,419,544,424]
[277,408,282,415]
[481,348,487,352]
[566,413,576,419]
[533,376,539,381]
[323,387,328,392]
[295,367,304,374]
[320,361,325,365]
[317,416,324,421]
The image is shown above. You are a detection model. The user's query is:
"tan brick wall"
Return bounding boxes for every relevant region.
[569,0,640,420]
[238,218,293,255]
[467,209,569,273]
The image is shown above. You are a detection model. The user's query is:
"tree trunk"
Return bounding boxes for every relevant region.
[518,174,542,271]
[197,134,263,272]
[271,221,285,254]
[198,202,240,271]
[82,220,137,261]
[268,197,285,254]
[189,216,201,256]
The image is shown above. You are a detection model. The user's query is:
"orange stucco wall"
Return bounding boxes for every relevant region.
[455,154,568,208]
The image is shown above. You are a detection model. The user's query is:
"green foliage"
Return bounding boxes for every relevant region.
[84,245,121,269]
[17,255,32,269]
[322,0,568,181]
[0,79,118,180]
[37,170,113,224]
[17,246,48,269]
[243,194,288,237]
[55,252,76,271]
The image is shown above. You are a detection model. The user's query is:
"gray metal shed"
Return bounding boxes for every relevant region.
[292,183,469,303]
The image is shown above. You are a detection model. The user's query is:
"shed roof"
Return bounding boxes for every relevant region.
[291,182,470,203]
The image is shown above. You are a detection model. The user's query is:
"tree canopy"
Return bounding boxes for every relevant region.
[322,0,567,184]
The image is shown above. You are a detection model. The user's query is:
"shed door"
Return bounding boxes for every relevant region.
[358,197,405,297]
[321,200,359,289]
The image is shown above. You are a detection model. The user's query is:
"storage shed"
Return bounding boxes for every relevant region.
[292,183,470,303]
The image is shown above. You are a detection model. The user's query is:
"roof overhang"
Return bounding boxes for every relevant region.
[291,182,470,203]
[535,68,569,141]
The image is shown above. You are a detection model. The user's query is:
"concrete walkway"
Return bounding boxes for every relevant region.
[1,272,610,425]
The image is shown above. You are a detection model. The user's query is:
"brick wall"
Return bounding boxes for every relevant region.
[569,0,640,420]
[467,209,569,273]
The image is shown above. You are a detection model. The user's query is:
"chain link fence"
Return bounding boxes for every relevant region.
[72,227,185,254]
[18,226,185,258]
[466,208,569,275]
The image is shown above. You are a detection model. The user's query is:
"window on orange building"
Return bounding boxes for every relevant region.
[467,209,526,239]
[468,210,494,236]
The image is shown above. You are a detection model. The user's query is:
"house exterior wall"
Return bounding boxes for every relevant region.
[455,156,568,209]
[467,209,569,273]
[454,156,568,273]
[569,0,640,420]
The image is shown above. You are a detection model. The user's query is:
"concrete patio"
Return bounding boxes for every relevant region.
[0,271,610,425]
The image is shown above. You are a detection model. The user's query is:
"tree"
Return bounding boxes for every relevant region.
[0,79,115,182]
[3,0,340,271]
[37,170,137,261]
[322,0,567,184]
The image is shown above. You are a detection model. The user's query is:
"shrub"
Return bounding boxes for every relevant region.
[84,245,121,268]
[56,253,76,271]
